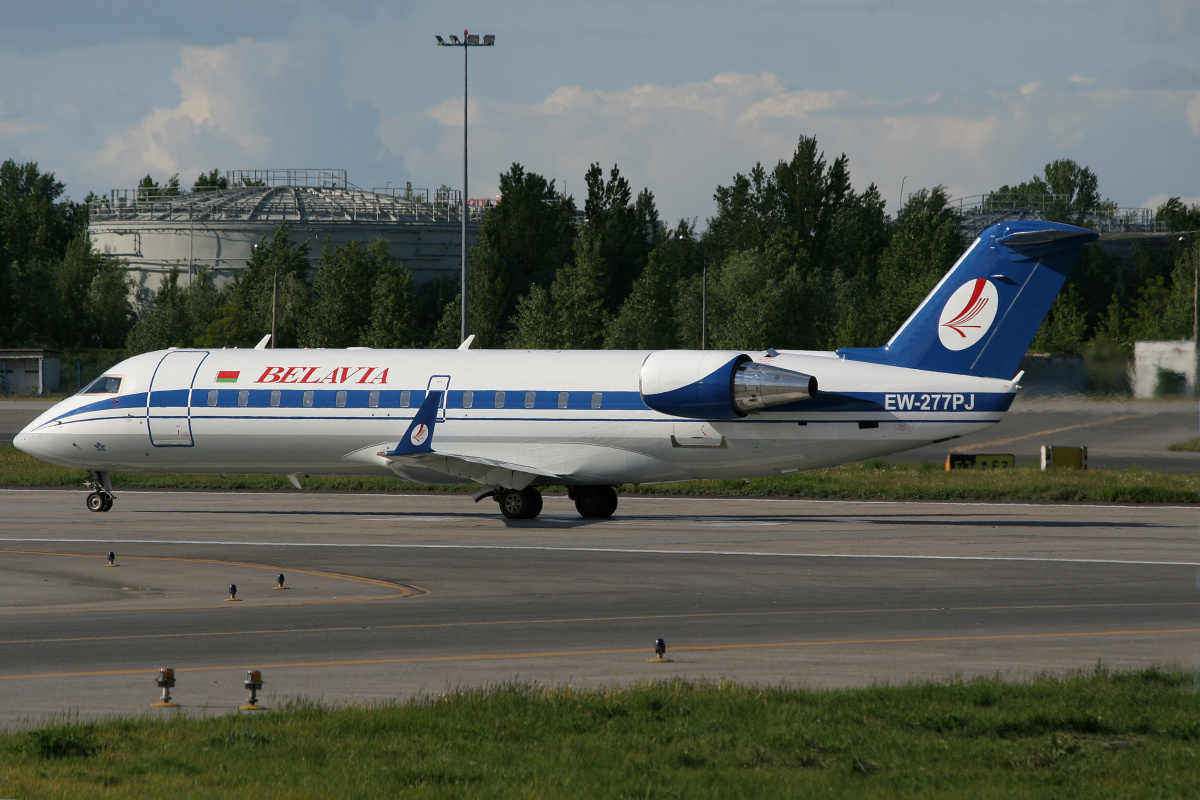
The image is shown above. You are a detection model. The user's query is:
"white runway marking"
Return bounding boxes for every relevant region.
[0,537,1196,568]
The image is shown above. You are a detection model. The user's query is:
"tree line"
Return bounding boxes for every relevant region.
[2,144,1198,368]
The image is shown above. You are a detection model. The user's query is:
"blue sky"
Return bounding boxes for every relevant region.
[2,0,1198,226]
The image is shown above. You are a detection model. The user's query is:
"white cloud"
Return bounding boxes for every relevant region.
[0,117,44,139]
[380,68,1200,223]
[1187,91,1200,135]
[1150,0,1200,39]
[1142,193,1200,210]
[85,38,400,190]
[91,39,309,180]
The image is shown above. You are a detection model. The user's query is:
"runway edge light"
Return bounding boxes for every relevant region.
[240,670,267,711]
[106,551,117,567]
[150,668,178,708]
[226,583,241,601]
[647,638,672,663]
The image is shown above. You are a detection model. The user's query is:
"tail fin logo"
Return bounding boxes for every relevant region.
[938,279,999,351]
[410,424,429,446]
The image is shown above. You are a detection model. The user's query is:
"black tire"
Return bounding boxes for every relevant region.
[100,495,114,512]
[522,487,543,519]
[574,485,618,519]
[498,488,529,520]
[86,492,105,512]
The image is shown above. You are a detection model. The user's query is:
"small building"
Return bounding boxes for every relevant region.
[0,349,61,396]
[1132,340,1197,397]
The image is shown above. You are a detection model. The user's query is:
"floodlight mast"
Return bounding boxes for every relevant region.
[436,29,496,344]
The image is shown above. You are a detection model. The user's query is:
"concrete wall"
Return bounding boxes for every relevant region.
[1132,340,1197,397]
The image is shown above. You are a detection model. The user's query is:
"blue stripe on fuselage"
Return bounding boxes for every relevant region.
[38,388,1013,424]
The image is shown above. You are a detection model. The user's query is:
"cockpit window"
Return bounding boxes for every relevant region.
[81,375,123,394]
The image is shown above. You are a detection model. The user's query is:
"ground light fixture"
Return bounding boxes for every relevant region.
[435,30,496,343]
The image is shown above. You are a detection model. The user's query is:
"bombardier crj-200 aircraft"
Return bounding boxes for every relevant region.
[16,221,1098,520]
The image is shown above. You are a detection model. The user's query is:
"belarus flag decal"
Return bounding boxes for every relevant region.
[215,370,240,383]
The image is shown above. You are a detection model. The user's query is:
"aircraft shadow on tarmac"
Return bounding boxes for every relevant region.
[128,508,1171,531]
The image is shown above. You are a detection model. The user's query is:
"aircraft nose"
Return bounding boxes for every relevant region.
[13,426,40,457]
[13,418,58,462]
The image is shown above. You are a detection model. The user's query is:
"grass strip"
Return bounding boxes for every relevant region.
[3,668,1200,799]
[2,446,1197,503]
[1168,437,1200,452]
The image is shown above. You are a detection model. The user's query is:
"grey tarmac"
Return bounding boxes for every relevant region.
[0,489,1196,730]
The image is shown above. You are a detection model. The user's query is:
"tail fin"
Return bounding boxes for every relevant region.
[837,221,1098,378]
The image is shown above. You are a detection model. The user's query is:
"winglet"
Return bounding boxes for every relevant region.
[458,334,475,350]
[382,391,443,457]
[255,334,271,350]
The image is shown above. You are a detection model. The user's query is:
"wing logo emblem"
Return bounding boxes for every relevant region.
[410,424,429,446]
[938,278,999,351]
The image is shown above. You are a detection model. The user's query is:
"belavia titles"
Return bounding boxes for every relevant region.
[16,221,1098,519]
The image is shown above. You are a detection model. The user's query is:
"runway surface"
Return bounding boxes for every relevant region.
[0,489,1196,729]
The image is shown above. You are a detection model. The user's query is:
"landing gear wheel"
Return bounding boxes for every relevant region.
[523,487,543,518]
[498,487,543,520]
[573,485,618,519]
[85,471,114,512]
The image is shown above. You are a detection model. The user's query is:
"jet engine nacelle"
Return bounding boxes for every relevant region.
[639,351,818,419]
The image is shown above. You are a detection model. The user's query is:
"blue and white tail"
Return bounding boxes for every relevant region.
[837,220,1098,379]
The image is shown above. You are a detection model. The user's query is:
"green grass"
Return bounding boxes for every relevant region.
[3,669,1200,798]
[1168,437,1200,452]
[3,446,1196,503]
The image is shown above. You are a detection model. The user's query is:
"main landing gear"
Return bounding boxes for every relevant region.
[85,471,114,512]
[484,484,619,520]
[497,486,544,520]
[570,485,618,519]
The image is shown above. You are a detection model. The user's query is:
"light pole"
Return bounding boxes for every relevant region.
[436,30,495,343]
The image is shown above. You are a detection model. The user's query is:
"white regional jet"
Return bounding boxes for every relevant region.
[16,221,1098,520]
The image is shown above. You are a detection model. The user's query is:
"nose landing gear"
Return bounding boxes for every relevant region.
[85,471,115,512]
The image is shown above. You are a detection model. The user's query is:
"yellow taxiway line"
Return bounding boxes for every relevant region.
[3,626,1198,681]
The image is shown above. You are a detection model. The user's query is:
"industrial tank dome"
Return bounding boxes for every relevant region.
[88,169,487,302]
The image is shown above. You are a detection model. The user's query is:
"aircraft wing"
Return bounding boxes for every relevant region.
[373,389,560,489]
[383,450,563,489]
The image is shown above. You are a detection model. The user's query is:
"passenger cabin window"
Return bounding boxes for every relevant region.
[462,391,474,409]
[524,391,536,409]
[270,390,281,407]
[557,391,569,409]
[207,389,218,406]
[81,375,122,394]
[336,391,347,408]
[400,390,411,408]
[591,392,602,409]
[237,390,249,407]
[369,391,379,408]
[303,390,314,408]
[494,391,505,408]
